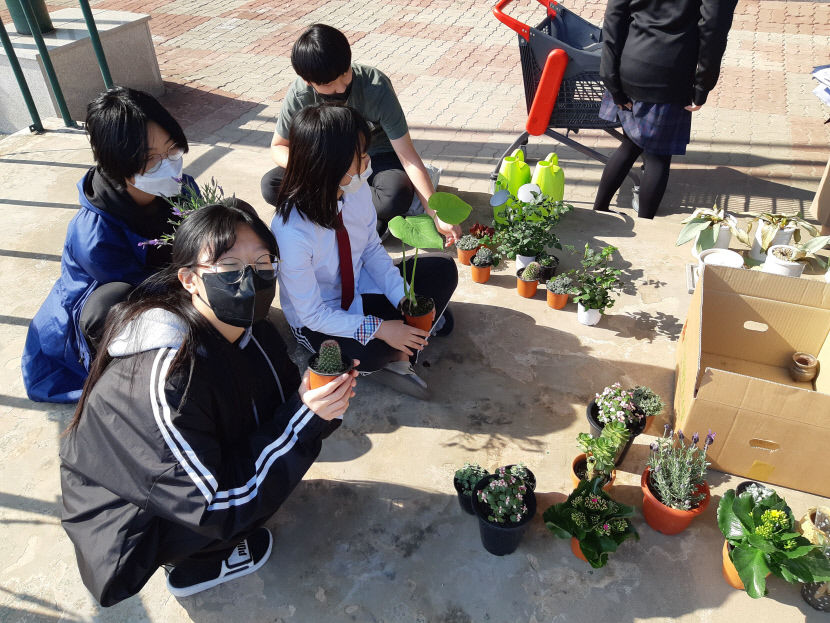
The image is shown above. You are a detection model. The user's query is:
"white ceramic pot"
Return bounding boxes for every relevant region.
[749,225,795,262]
[761,245,805,278]
[515,254,536,271]
[577,303,602,326]
[692,217,735,259]
[698,248,745,271]
[517,183,542,203]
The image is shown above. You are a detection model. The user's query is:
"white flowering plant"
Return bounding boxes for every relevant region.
[476,466,532,525]
[595,382,639,426]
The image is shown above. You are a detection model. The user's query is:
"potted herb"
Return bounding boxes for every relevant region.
[641,427,714,535]
[546,274,573,309]
[572,421,629,491]
[798,507,830,611]
[717,485,830,598]
[761,236,830,278]
[494,195,572,269]
[516,261,540,298]
[586,383,662,464]
[536,252,559,282]
[746,210,821,262]
[387,192,471,330]
[543,478,638,567]
[675,204,741,259]
[308,340,354,389]
[472,465,537,556]
[453,463,488,515]
[455,234,481,266]
[470,247,494,284]
[570,244,622,326]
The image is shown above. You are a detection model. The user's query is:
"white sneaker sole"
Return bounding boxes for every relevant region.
[167,531,273,598]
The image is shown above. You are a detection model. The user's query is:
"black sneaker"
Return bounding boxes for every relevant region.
[431,307,454,337]
[166,527,273,598]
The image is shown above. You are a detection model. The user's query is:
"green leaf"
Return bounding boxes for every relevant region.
[801,235,830,254]
[427,192,472,225]
[717,491,747,540]
[731,544,771,599]
[676,219,712,246]
[696,225,717,252]
[387,214,444,250]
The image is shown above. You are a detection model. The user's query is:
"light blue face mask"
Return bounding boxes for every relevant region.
[339,159,373,195]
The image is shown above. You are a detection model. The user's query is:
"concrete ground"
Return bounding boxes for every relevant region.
[1,0,829,621]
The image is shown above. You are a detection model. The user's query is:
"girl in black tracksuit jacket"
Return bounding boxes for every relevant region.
[60,201,357,606]
[593,0,738,218]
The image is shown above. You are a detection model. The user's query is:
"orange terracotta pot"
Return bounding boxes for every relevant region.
[471,264,491,284]
[516,277,538,298]
[547,291,568,309]
[570,454,615,492]
[641,468,710,535]
[722,541,744,590]
[457,246,479,266]
[404,307,436,332]
[308,369,338,390]
[571,537,588,562]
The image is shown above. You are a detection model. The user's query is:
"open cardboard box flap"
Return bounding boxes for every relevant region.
[675,265,830,497]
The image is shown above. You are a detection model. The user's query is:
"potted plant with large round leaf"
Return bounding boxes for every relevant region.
[387,192,471,330]
[717,485,830,598]
[543,478,638,567]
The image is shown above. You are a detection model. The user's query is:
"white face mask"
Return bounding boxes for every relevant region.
[339,159,372,195]
[130,156,184,198]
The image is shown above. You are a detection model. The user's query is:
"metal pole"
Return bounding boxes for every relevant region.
[77,0,113,88]
[0,20,44,133]
[17,0,78,127]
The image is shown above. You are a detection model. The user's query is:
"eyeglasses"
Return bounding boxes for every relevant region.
[144,146,184,174]
[194,254,280,284]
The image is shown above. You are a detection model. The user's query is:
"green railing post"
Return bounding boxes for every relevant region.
[17,0,78,127]
[77,0,113,88]
[0,20,44,133]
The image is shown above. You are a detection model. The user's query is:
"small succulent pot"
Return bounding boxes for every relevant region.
[640,467,710,535]
[790,351,818,383]
[516,269,538,298]
[546,290,568,309]
[471,264,491,284]
[402,296,436,332]
[570,453,615,492]
[457,246,479,265]
[308,340,355,390]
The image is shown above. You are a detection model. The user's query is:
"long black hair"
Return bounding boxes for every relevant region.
[66,199,277,433]
[85,86,189,188]
[275,104,371,229]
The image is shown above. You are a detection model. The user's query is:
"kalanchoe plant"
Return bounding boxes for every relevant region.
[631,386,664,418]
[543,478,638,568]
[139,177,219,247]
[546,274,574,294]
[570,244,622,313]
[520,261,540,281]
[718,486,830,598]
[595,382,638,426]
[312,340,349,375]
[456,234,480,251]
[470,247,494,267]
[476,466,531,524]
[454,463,488,497]
[577,421,630,481]
[647,426,714,510]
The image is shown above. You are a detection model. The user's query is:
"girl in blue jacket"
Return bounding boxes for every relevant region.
[22,87,198,402]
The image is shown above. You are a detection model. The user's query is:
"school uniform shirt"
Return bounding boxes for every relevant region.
[271,182,406,344]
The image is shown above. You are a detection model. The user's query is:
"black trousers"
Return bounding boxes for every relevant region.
[293,254,457,372]
[79,281,134,359]
[261,151,414,234]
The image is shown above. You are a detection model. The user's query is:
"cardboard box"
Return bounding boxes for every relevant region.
[674,265,830,497]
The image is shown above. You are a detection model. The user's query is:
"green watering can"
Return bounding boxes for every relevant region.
[494,148,530,223]
[531,152,565,202]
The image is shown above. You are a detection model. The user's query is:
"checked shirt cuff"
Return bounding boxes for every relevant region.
[353,315,382,345]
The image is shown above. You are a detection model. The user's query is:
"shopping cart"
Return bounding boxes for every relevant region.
[491,0,641,203]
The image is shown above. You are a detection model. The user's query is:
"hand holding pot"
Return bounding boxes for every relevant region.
[300,363,359,420]
[376,320,429,356]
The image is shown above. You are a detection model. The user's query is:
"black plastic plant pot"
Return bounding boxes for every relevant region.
[497,464,537,492]
[473,474,537,556]
[452,476,476,515]
[536,255,559,282]
[802,582,830,612]
[586,400,646,466]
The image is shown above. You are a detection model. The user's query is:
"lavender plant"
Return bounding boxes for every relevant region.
[139,177,225,247]
[647,426,715,510]
[476,466,531,524]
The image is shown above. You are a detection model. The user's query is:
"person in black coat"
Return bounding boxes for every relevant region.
[593,0,738,218]
[60,201,358,605]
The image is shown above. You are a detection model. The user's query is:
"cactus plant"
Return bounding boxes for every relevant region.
[520,261,540,281]
[471,247,494,267]
[313,340,348,375]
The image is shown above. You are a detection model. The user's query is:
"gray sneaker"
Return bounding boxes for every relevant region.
[369,360,430,400]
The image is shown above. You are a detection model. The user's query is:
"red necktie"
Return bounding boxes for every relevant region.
[336,211,354,310]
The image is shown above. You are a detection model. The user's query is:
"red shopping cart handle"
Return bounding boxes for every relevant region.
[526,48,568,135]
[493,0,559,42]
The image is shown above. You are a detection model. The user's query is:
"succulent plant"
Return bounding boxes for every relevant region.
[546,274,574,294]
[632,386,664,417]
[313,339,348,375]
[520,261,540,281]
[456,234,480,250]
[471,247,494,267]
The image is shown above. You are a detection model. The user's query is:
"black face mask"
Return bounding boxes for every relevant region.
[200,268,276,328]
[317,81,352,103]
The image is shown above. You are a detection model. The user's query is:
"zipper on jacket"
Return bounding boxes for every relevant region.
[250,336,285,402]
